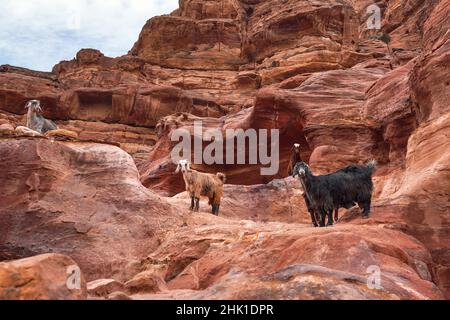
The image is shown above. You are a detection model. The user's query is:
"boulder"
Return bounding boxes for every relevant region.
[87,279,125,297]
[0,254,87,300]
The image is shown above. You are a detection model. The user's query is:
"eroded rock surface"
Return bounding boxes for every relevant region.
[0,0,448,300]
[132,214,443,300]
[0,254,87,300]
[0,138,182,282]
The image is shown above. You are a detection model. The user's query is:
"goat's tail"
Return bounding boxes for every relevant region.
[366,160,378,174]
[216,173,226,184]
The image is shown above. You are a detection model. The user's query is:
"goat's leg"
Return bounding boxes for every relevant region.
[362,199,371,219]
[195,197,200,212]
[309,209,318,227]
[315,211,322,227]
[326,209,334,226]
[210,199,218,216]
[334,208,339,223]
[214,204,220,216]
[304,195,318,227]
[319,209,326,228]
[210,198,215,215]
[358,203,364,215]
[216,203,220,216]
[190,196,195,211]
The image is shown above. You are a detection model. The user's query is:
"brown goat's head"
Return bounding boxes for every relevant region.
[175,159,192,174]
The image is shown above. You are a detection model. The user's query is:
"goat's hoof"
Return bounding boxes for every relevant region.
[362,215,370,220]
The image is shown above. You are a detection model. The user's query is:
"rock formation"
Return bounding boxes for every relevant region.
[0,0,448,299]
[0,254,87,300]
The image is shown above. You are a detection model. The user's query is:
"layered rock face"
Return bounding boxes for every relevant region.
[0,138,182,282]
[0,0,449,300]
[132,214,443,300]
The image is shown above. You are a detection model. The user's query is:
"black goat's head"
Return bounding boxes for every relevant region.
[292,161,309,179]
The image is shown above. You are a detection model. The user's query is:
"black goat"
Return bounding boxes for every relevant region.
[292,161,377,227]
[287,144,321,226]
[331,164,372,222]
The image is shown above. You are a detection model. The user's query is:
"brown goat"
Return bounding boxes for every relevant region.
[175,160,226,216]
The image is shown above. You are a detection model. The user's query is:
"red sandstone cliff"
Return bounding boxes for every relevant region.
[0,0,448,300]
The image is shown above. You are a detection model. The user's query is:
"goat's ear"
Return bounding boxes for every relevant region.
[187,163,193,172]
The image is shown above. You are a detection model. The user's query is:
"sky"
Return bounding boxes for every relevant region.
[0,0,179,71]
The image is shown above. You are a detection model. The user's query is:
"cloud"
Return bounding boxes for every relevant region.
[0,0,179,71]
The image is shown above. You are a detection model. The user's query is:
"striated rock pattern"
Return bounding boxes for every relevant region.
[0,138,183,282]
[133,214,443,300]
[0,0,448,300]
